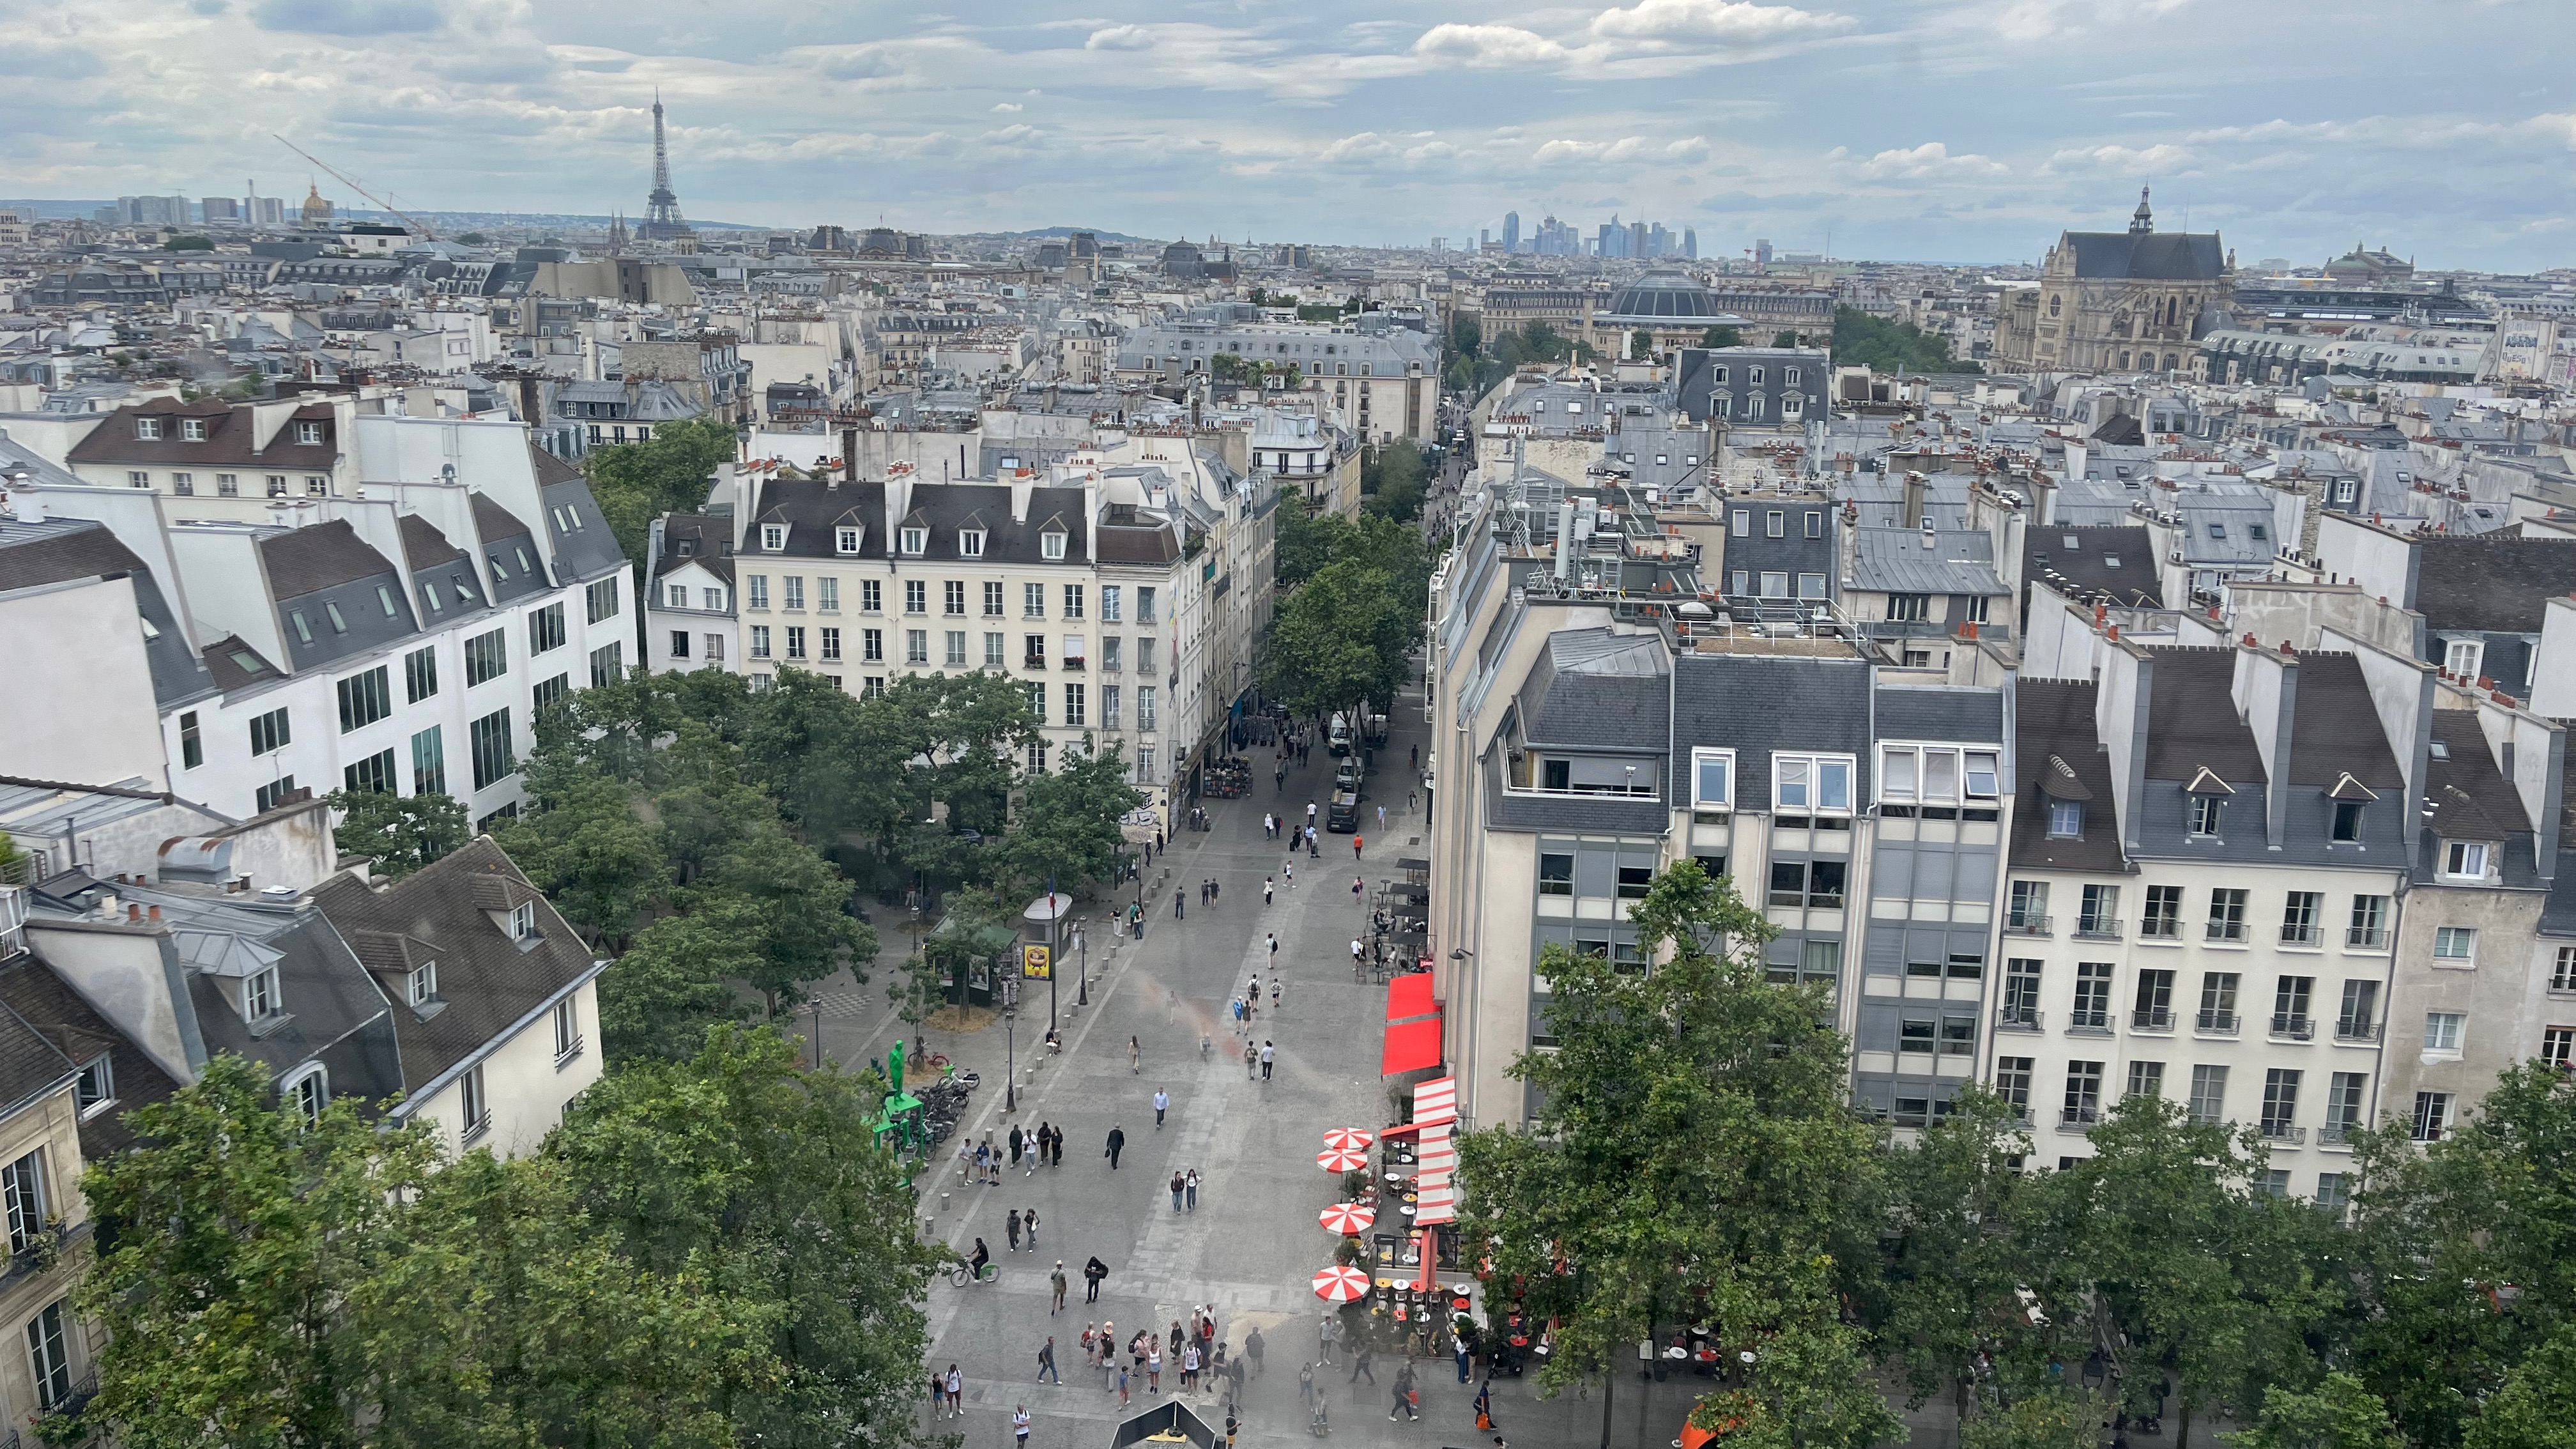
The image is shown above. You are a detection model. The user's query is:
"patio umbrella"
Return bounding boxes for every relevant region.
[1313,1266,1370,1303]
[1319,1202,1377,1235]
[1317,1146,1368,1173]
[1324,1128,1376,1151]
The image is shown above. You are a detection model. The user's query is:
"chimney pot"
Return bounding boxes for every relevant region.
[2280,641,2295,656]
[148,904,162,922]
[2244,632,2257,647]
[2107,624,2120,641]
[126,903,141,923]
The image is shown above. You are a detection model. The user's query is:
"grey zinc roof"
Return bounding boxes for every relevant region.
[0,954,181,1158]
[2283,652,2405,790]
[541,480,628,583]
[1513,628,1670,752]
[2010,679,2126,872]
[1876,684,2004,744]
[2419,711,2528,843]
[2023,525,2162,608]
[2141,647,2267,784]
[2412,535,2576,634]
[2059,230,2226,281]
[1668,650,1874,813]
[398,514,468,572]
[1851,528,2011,596]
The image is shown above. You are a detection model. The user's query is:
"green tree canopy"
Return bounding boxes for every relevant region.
[323,788,468,881]
[1701,325,1747,348]
[1830,307,1981,375]
[583,413,739,565]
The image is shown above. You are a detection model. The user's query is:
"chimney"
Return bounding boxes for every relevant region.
[1901,470,1926,528]
[841,425,858,487]
[126,903,141,923]
[5,485,40,525]
[148,904,162,922]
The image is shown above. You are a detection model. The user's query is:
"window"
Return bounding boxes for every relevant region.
[74,1055,112,1116]
[1041,530,1068,561]
[1767,859,1844,907]
[2198,972,2241,1032]
[2434,926,2476,965]
[944,580,966,615]
[2315,1173,2350,1215]
[2442,841,2490,879]
[2007,881,2049,931]
[461,1062,490,1143]
[1136,686,1157,731]
[762,525,787,551]
[705,633,726,662]
[2337,980,2379,1041]
[217,472,240,496]
[959,528,986,558]
[1101,586,1123,622]
[2071,962,2113,1030]
[2331,799,2365,843]
[905,629,928,665]
[243,966,279,1021]
[837,526,862,555]
[1062,585,1086,620]
[2000,961,2041,1028]
[942,631,964,666]
[861,579,882,613]
[1538,852,1574,897]
[509,900,536,940]
[585,575,620,624]
[2325,1072,2366,1142]
[1690,749,1733,810]
[2048,800,2083,838]
[267,474,289,497]
[1977,1055,2033,1121]
[785,627,808,661]
[590,641,622,687]
[464,628,507,686]
[404,645,439,703]
[2063,1061,2104,1126]
[2,1151,45,1252]
[172,470,194,494]
[2133,968,2174,1029]
[1765,510,1786,539]
[2273,976,2315,1038]
[983,581,1006,617]
[1137,637,1157,673]
[295,420,325,445]
[1022,680,1048,724]
[822,629,843,664]
[2443,639,2483,681]
[2190,794,2224,836]
[255,777,298,813]
[861,628,884,663]
[751,625,772,659]
[179,710,203,770]
[344,747,396,795]
[336,666,392,734]
[411,726,446,795]
[533,673,569,712]
[249,706,291,756]
[818,578,838,611]
[26,1300,70,1411]
[2556,947,2576,993]
[2079,884,2120,935]
[1772,753,1853,815]
[1730,509,1750,538]
[135,416,162,440]
[1800,573,1828,599]
[469,709,514,789]
[1887,593,1930,623]
[2281,891,2323,946]
[1024,634,1046,667]
[2126,1061,2165,1099]
[1064,682,1087,726]
[127,470,151,488]
[2412,1091,2453,1142]
[2206,888,2248,942]
[2544,1027,2575,1069]
[2188,1064,2229,1124]
[1024,582,1046,618]
[554,997,583,1064]
[1101,684,1122,727]
[406,960,438,1007]
[528,602,565,655]
[2349,894,2389,949]
[2423,1011,2465,1055]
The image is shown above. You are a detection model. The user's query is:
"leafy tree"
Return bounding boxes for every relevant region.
[549,1026,947,1447]
[998,737,1140,894]
[1830,306,1981,375]
[74,1055,440,1449]
[2227,1374,2402,1449]
[324,788,469,881]
[1701,325,1746,348]
[1876,1087,2041,1420]
[2464,1324,2576,1449]
[1365,443,1427,525]
[1457,861,1897,1449]
[493,769,670,949]
[597,912,758,1061]
[697,820,870,1016]
[1630,328,1655,360]
[1262,558,1403,721]
[1960,1390,2109,1449]
[583,413,739,565]
[457,231,487,245]
[161,234,214,251]
[1774,330,1800,348]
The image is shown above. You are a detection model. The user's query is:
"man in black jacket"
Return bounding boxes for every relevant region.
[1105,1125,1127,1169]
[1085,1255,1110,1303]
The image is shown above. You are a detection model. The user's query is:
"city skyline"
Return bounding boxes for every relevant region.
[1,0,2570,270]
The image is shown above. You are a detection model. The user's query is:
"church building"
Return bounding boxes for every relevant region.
[1995,188,2233,374]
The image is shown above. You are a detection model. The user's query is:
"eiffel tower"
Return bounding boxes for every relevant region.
[638,90,693,243]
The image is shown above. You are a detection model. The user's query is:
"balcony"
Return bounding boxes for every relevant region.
[2269,1013,2316,1041]
[2002,914,2052,937]
[2067,1008,2112,1036]
[2280,923,2322,946]
[2131,1006,2175,1032]
[2260,1123,2306,1146]
[2139,917,2183,941]
[2319,1124,2355,1148]
[2205,920,2249,944]
[2058,1108,2100,1133]
[36,1368,97,1429]
[1062,657,1086,671]
[2196,1009,2241,1036]
[1023,656,1048,671]
[2346,926,2389,950]
[2074,917,2123,940]
[1995,1006,2043,1033]
[2334,1019,2380,1043]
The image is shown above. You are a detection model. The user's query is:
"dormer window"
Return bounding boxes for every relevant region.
[1041,530,1067,562]
[901,527,928,556]
[406,961,438,1006]
[2332,801,2365,842]
[295,421,325,445]
[2047,801,2083,838]
[181,418,208,441]
[135,417,162,440]
[762,525,786,551]
[509,901,535,940]
[961,530,986,558]
[836,527,861,555]
[243,967,280,1022]
[2190,795,2223,836]
[2442,841,2490,880]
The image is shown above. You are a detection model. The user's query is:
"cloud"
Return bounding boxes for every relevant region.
[1839,141,2008,179]
[1084,25,1156,50]
[2041,142,2196,173]
[1589,0,1853,43]
[1411,24,1566,68]
[249,0,443,35]
[992,102,1023,112]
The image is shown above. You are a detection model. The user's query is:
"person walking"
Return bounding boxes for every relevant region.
[1181,1341,1201,1393]
[946,1365,963,1418]
[1173,887,1185,920]
[1263,878,1275,906]
[1129,1036,1140,1074]
[1352,875,1363,902]
[1154,1088,1169,1128]
[1052,1126,1066,1167]
[1377,804,1388,831]
[1085,1255,1108,1303]
[1270,978,1282,1012]
[1284,860,1294,887]
[1306,801,1318,829]
[1184,1167,1200,1211]
[1023,1207,1040,1250]
[1354,834,1364,860]
[929,1368,945,1422]
[974,1138,992,1184]
[1245,1326,1265,1379]
[1006,1208,1022,1252]
[1244,1039,1258,1079]
[1146,1345,1163,1395]
[1260,1040,1275,1081]
[1170,1170,1186,1213]
[1014,1404,1032,1449]
[1105,1125,1126,1169]
[1267,932,1280,963]
[1350,1343,1377,1384]
[1298,1363,1315,1407]
[1211,878,1221,905]
[1317,1314,1338,1365]
[1050,1261,1068,1314]
[1116,1363,1131,1409]
[1390,1363,1420,1422]
[1038,1337,1059,1384]
[1474,1381,1498,1430]
[1009,1123,1025,1169]
[1029,1123,1046,1176]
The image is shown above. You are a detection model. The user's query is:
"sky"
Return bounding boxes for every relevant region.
[3,0,2571,270]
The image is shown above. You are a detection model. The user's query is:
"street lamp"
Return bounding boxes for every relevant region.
[1002,974,1020,1115]
[1075,922,1089,1008]
[806,994,825,1071]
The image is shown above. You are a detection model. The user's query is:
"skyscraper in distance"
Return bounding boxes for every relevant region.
[1503,211,1520,253]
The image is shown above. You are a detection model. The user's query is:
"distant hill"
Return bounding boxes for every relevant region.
[1000,226,1157,244]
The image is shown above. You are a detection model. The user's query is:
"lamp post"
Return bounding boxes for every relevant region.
[1075,923,1089,1007]
[1002,974,1020,1115]
[807,994,825,1070]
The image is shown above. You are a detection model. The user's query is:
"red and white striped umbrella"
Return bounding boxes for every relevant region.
[1317,1146,1368,1173]
[1313,1266,1371,1302]
[1324,1128,1376,1151]
[1319,1202,1377,1235]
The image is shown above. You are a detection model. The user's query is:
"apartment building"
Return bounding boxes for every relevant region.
[645,512,737,673]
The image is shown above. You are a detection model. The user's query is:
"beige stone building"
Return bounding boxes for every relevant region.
[1995,189,2232,374]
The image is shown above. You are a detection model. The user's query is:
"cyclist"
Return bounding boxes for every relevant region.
[967,1237,992,1282]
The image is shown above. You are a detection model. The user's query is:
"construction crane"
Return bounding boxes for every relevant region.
[271,135,436,240]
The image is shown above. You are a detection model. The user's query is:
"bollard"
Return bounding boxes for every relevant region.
[941,1191,952,1212]
[923,1216,936,1238]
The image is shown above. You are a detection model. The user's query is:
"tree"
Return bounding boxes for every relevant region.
[1262,558,1402,720]
[493,769,670,949]
[324,788,469,881]
[1456,861,1897,1449]
[1774,330,1799,348]
[597,913,758,1061]
[583,413,739,565]
[998,737,1140,894]
[2464,1324,2576,1449]
[1876,1087,2043,1420]
[1701,325,1746,348]
[2227,1374,2402,1449]
[74,1055,441,1449]
[548,1026,947,1447]
[457,231,488,245]
[1631,328,1656,360]
[1830,307,1981,375]
[161,234,214,251]
[1960,1390,2110,1449]
[697,820,870,1016]
[1365,443,1427,525]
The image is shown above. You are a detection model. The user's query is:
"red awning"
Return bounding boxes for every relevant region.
[1386,971,1436,1022]
[1381,1016,1444,1075]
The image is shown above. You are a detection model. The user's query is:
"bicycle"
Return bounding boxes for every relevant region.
[948,1259,1001,1288]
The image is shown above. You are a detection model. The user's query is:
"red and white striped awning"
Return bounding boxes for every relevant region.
[1414,1116,1457,1225]
[1413,1076,1457,1127]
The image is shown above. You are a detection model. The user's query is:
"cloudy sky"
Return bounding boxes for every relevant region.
[4,0,2570,268]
